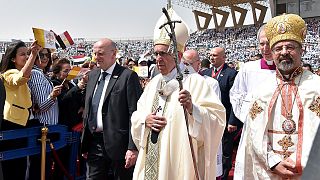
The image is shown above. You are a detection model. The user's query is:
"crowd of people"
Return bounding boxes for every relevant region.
[1,18,319,70]
[1,8,320,180]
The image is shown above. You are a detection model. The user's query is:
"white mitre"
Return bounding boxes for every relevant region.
[153,7,190,53]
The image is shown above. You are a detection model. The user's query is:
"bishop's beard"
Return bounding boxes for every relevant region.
[277,54,295,72]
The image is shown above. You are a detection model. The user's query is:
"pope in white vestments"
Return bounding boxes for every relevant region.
[245,14,320,179]
[131,8,226,180]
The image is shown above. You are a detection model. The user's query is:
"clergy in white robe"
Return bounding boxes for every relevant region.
[182,49,223,177]
[229,25,276,180]
[245,14,320,179]
[131,8,226,180]
[245,68,320,179]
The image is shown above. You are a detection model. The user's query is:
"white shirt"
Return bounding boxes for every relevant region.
[95,62,116,132]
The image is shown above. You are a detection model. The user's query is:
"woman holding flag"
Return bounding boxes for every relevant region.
[51,58,88,129]
[0,40,41,180]
[50,58,88,179]
[27,47,62,180]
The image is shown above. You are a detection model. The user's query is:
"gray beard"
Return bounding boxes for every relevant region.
[277,60,294,72]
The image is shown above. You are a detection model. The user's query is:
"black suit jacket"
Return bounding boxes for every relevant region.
[52,78,84,130]
[203,63,242,127]
[81,64,142,160]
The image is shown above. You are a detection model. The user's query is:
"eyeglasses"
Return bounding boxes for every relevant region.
[38,53,50,59]
[153,51,170,57]
[272,45,298,54]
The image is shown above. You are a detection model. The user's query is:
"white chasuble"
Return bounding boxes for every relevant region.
[131,70,226,180]
[245,69,320,179]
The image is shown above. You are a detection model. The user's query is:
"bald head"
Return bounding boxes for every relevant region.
[182,49,201,72]
[95,38,117,50]
[183,50,200,63]
[93,38,117,70]
[209,47,226,68]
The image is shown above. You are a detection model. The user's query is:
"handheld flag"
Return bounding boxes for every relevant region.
[32,28,56,49]
[133,66,148,78]
[66,66,90,81]
[56,31,74,49]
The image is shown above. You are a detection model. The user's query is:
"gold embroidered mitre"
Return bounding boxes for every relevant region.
[153,8,190,52]
[265,13,306,48]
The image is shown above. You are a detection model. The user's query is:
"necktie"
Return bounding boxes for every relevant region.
[214,68,218,73]
[89,72,108,132]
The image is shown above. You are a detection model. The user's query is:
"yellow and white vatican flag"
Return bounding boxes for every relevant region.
[32,27,56,49]
[66,66,90,81]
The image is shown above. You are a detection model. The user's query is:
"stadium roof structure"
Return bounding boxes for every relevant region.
[199,0,260,7]
[172,0,270,30]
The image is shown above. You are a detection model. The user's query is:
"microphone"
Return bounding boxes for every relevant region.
[151,130,159,144]
[150,105,162,144]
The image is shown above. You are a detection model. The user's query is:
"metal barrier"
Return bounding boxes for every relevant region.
[0,125,85,180]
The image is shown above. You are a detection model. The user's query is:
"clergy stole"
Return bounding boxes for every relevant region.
[145,80,169,180]
[268,70,304,174]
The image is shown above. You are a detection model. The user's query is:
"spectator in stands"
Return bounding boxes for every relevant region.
[0,40,40,180]
[27,48,62,180]
[51,58,88,179]
[199,58,211,74]
[303,63,313,73]
[126,58,137,70]
[28,48,61,125]
[51,53,59,65]
[316,69,320,76]
[138,57,148,67]
[51,58,87,129]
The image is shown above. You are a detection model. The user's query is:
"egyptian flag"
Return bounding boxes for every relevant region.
[55,31,74,49]
[32,28,56,49]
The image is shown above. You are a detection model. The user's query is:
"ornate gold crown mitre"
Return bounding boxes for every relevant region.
[265,13,307,48]
[153,8,190,52]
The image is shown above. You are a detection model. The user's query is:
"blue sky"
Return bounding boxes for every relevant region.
[0,0,271,41]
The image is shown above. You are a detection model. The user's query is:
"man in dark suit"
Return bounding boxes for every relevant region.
[81,38,142,180]
[202,47,242,180]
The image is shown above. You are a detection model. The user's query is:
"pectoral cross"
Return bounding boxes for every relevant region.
[278,135,294,158]
[278,135,294,151]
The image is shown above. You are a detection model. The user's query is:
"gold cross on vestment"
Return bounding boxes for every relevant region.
[249,101,263,120]
[278,135,294,152]
[309,96,320,118]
